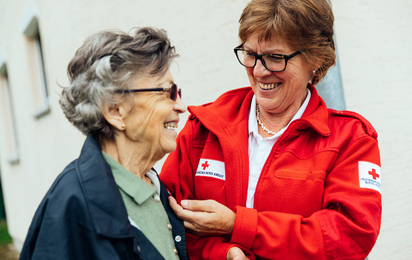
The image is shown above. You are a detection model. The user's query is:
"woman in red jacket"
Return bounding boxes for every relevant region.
[160,0,381,259]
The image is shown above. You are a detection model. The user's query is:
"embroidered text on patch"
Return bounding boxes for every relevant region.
[358,161,381,193]
[195,159,226,180]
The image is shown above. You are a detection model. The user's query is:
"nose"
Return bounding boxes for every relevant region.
[253,59,272,77]
[174,94,187,114]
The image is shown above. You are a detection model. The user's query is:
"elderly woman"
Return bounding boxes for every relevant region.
[160,0,381,259]
[19,27,188,260]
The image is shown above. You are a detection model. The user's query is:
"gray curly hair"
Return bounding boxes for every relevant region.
[59,27,177,142]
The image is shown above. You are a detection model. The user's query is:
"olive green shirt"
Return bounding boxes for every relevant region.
[102,152,179,260]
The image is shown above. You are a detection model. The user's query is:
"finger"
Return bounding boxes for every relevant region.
[181,199,219,212]
[168,196,177,205]
[168,197,192,219]
[183,221,202,236]
[227,247,249,260]
[168,197,203,221]
[183,219,203,232]
[168,196,184,213]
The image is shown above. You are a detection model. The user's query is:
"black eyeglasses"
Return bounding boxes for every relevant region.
[234,44,301,72]
[115,83,182,101]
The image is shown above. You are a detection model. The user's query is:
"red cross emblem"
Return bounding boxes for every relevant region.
[368,168,380,180]
[201,161,209,170]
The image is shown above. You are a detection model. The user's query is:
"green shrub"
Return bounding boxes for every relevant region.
[0,221,12,245]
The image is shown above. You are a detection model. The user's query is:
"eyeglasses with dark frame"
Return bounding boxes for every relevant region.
[115,83,182,101]
[234,44,301,72]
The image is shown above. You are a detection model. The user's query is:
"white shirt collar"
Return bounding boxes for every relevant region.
[248,88,311,138]
[145,169,161,195]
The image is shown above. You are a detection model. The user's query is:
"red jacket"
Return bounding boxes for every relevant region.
[160,85,381,260]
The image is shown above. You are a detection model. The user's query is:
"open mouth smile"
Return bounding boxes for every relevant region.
[259,82,282,90]
[164,122,178,130]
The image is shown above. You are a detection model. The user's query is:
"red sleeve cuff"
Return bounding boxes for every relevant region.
[209,242,235,260]
[230,206,258,249]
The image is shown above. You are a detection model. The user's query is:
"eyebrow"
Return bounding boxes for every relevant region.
[242,44,286,54]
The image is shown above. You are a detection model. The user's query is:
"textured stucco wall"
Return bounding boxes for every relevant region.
[0,0,411,258]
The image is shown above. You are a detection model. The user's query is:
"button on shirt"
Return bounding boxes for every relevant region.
[247,89,311,208]
[102,152,179,260]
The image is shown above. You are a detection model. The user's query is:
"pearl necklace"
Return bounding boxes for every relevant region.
[256,104,276,135]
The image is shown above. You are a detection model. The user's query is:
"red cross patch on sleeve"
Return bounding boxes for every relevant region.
[358,161,381,193]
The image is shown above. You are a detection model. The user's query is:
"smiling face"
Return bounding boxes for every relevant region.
[122,70,186,160]
[244,32,312,116]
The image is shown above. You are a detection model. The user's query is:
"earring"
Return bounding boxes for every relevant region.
[121,124,126,130]
[312,70,316,76]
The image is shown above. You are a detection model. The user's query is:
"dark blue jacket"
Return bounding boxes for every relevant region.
[19,135,189,260]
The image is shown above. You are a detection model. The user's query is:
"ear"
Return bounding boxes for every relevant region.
[102,103,128,131]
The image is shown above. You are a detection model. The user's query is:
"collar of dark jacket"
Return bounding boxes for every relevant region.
[75,135,134,238]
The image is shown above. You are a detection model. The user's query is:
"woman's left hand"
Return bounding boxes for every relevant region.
[168,196,236,237]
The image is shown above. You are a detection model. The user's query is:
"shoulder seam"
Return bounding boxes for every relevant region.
[330,110,377,139]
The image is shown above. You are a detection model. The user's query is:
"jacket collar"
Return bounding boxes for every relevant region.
[188,84,331,137]
[76,135,134,238]
[293,84,331,136]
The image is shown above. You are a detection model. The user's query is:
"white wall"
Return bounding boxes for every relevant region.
[332,0,412,258]
[0,0,411,258]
